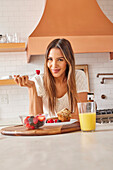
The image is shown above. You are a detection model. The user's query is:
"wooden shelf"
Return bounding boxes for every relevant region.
[0,43,26,52]
[0,79,16,86]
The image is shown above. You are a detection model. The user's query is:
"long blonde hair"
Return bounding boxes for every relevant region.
[44,38,77,115]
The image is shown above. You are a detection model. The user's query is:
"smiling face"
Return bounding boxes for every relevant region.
[47,48,67,79]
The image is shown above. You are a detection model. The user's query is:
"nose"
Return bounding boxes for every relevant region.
[52,60,57,68]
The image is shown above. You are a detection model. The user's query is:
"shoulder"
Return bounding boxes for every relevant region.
[75,70,88,93]
[75,69,87,83]
[75,69,86,78]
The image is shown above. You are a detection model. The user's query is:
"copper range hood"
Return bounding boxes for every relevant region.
[27,0,113,63]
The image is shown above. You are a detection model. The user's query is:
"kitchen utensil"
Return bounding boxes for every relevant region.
[1,121,80,136]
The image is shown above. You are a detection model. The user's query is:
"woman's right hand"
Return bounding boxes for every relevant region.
[14,75,35,88]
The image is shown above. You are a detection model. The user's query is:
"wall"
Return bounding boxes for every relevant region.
[0,0,113,119]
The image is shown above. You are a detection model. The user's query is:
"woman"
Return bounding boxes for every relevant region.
[14,38,88,119]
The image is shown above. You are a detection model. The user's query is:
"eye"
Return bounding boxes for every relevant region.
[58,58,64,61]
[48,57,52,61]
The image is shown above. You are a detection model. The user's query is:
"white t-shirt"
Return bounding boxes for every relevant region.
[32,70,88,115]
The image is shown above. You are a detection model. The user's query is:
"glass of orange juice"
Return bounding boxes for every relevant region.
[77,102,96,132]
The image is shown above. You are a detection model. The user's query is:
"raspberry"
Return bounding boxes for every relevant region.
[49,119,54,123]
[36,70,40,75]
[54,119,58,123]
[47,120,51,123]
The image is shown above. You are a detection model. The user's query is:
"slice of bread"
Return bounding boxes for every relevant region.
[57,108,71,122]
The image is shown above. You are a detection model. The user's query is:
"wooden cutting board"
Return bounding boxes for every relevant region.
[1,122,80,136]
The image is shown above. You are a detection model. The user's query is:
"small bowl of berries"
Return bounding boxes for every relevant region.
[19,114,46,130]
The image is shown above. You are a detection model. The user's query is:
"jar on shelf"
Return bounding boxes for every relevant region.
[0,35,7,43]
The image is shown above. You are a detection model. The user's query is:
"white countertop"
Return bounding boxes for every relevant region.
[0,120,113,170]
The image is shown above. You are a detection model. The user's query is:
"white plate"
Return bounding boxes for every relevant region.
[44,119,77,126]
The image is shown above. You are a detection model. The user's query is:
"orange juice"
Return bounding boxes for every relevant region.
[79,112,96,131]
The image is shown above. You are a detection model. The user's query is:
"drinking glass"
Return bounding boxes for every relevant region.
[77,102,96,132]
[6,33,19,43]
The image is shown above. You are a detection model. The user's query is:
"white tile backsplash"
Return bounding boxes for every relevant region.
[0,0,113,118]
[76,52,113,110]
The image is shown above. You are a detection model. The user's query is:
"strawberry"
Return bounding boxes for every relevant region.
[29,125,35,130]
[24,116,30,124]
[25,122,30,129]
[38,116,45,122]
[33,117,38,124]
[26,122,35,130]
[25,116,30,120]
[36,70,40,75]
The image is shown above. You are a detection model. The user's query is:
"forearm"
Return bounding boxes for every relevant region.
[14,75,43,115]
[77,92,88,103]
[73,92,88,121]
[28,83,43,116]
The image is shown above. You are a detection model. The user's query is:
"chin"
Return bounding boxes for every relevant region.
[52,74,60,78]
[52,72,65,78]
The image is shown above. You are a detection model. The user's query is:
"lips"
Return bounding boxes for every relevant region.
[51,69,60,73]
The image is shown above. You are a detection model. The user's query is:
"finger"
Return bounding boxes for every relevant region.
[14,75,20,84]
[22,75,29,87]
[24,75,29,85]
[14,75,20,78]
[21,76,26,86]
[25,76,32,88]
[18,77,22,86]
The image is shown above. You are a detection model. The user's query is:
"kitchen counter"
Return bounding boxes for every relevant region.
[0,120,113,170]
